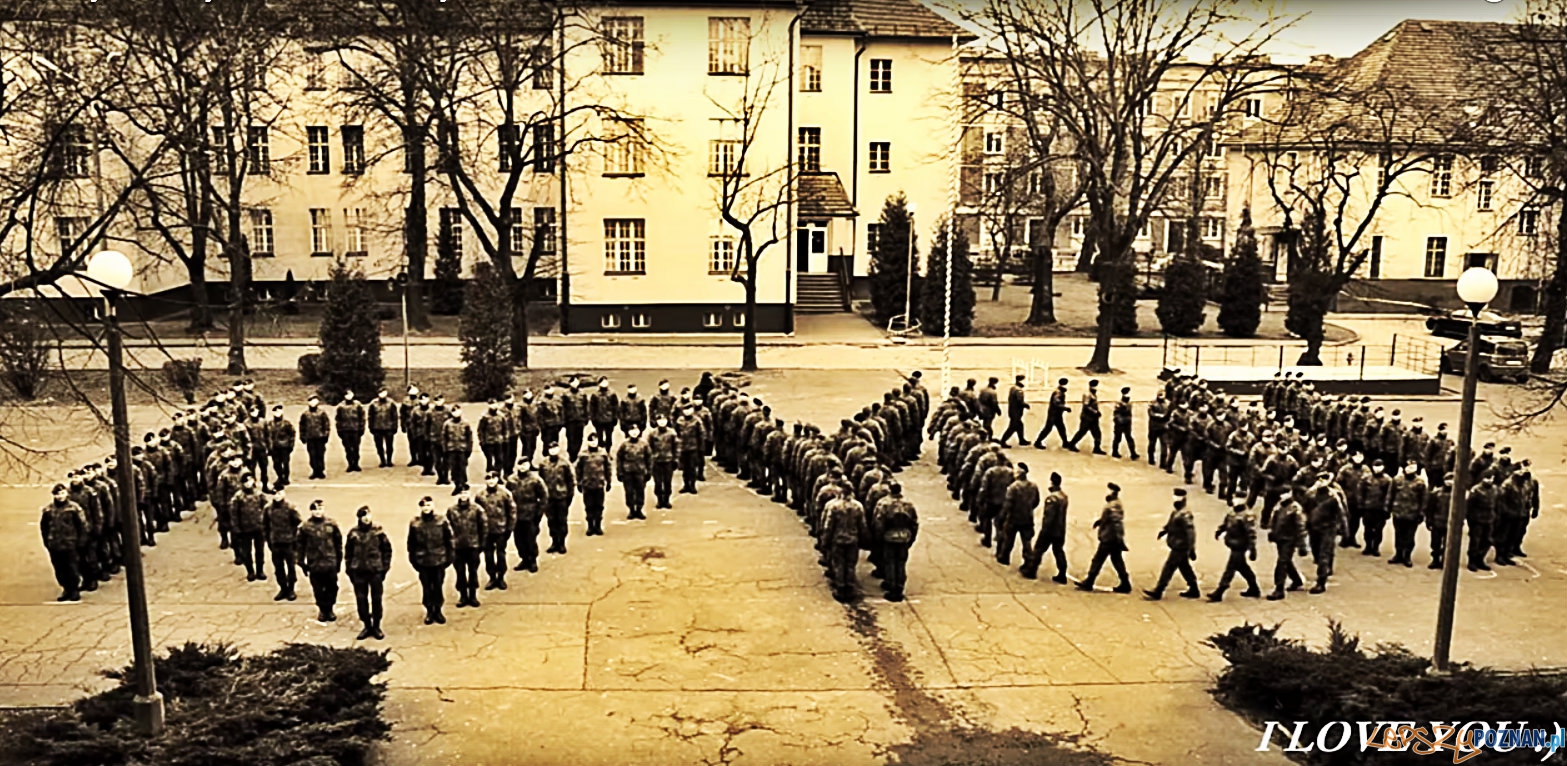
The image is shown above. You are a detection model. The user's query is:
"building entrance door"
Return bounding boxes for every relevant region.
[797,222,828,272]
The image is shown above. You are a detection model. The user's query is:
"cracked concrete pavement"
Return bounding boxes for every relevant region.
[2,367,1562,765]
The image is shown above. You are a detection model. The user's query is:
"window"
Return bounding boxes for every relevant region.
[246,126,269,175]
[211,126,231,174]
[304,53,327,90]
[604,118,644,175]
[800,45,821,92]
[341,208,366,256]
[990,89,1007,110]
[604,218,646,274]
[869,141,890,173]
[248,209,274,256]
[1203,175,1223,199]
[1243,97,1263,118]
[601,313,622,329]
[602,17,645,74]
[341,125,364,174]
[1375,153,1389,190]
[1423,236,1447,278]
[55,125,91,178]
[310,208,333,255]
[866,223,883,255]
[1070,216,1086,239]
[1025,217,1048,246]
[984,130,1004,155]
[983,171,1005,195]
[632,313,651,328]
[532,122,556,172]
[1201,217,1222,240]
[797,127,821,172]
[1465,252,1498,271]
[1479,155,1499,175]
[708,138,741,176]
[55,216,88,256]
[532,42,554,90]
[1027,171,1043,196]
[707,17,749,75]
[1430,154,1453,198]
[869,59,892,93]
[1205,134,1225,159]
[1519,206,1540,236]
[703,312,722,328]
[732,311,746,328]
[1369,236,1382,279]
[440,207,463,261]
[306,126,330,174]
[508,207,525,257]
[243,64,265,93]
[1525,156,1543,178]
[1477,180,1494,211]
[534,207,556,255]
[499,123,520,172]
[1283,151,1299,169]
[709,235,736,274]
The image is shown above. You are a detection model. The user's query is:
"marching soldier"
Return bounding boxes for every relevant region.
[446,490,486,608]
[263,488,301,601]
[577,435,613,536]
[999,375,1029,447]
[1077,483,1132,593]
[540,445,575,554]
[1145,488,1200,600]
[1306,482,1346,593]
[408,497,454,624]
[1111,386,1138,460]
[1146,391,1170,468]
[335,390,367,473]
[1033,378,1071,449]
[617,426,652,519]
[369,389,399,468]
[479,401,509,476]
[1387,462,1429,567]
[1207,500,1262,601]
[231,474,268,582]
[995,463,1038,568]
[297,500,344,622]
[344,506,391,640]
[507,460,548,572]
[1336,451,1367,548]
[562,376,590,460]
[871,482,919,601]
[1020,472,1069,582]
[442,407,474,494]
[65,473,102,590]
[1066,379,1104,454]
[977,453,1015,549]
[475,472,516,588]
[977,377,1001,438]
[821,486,869,603]
[299,396,331,480]
[590,377,620,448]
[1265,489,1308,600]
[40,483,86,602]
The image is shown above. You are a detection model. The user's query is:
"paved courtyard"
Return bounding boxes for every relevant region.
[1,367,1561,765]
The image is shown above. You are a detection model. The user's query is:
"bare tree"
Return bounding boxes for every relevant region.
[969,0,1292,372]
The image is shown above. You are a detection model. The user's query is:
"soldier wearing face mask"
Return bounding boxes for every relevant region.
[263,488,301,600]
[576,435,612,536]
[1358,458,1393,558]
[336,390,367,473]
[446,490,486,607]
[399,386,420,467]
[299,396,331,480]
[408,497,453,624]
[410,393,433,473]
[429,395,450,481]
[231,474,269,582]
[475,472,516,589]
[617,426,652,520]
[1145,488,1200,600]
[1265,489,1308,600]
[649,380,677,426]
[1336,450,1368,548]
[619,384,648,437]
[537,386,565,453]
[540,445,575,554]
[562,377,590,461]
[267,406,295,489]
[506,460,547,572]
[499,394,519,473]
[1387,462,1429,567]
[369,389,399,468]
[649,416,679,509]
[441,407,474,494]
[297,500,344,622]
[479,401,509,476]
[516,390,541,466]
[40,483,87,602]
[1307,482,1347,593]
[589,377,620,449]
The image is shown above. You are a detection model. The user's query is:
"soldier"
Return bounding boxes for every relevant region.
[1465,473,1498,571]
[1426,473,1453,569]
[650,379,677,426]
[479,401,509,476]
[1019,472,1069,582]
[1077,483,1132,593]
[263,488,301,601]
[615,426,652,520]
[576,435,613,536]
[540,445,575,554]
[442,407,475,494]
[977,453,1015,549]
[1145,488,1200,600]
[400,386,420,467]
[1265,489,1308,600]
[297,500,344,622]
[1033,378,1072,449]
[1306,482,1346,593]
[1494,471,1530,566]
[1066,379,1104,454]
[537,385,565,453]
[620,383,649,437]
[977,377,1001,438]
[408,497,454,624]
[1207,500,1262,601]
[499,394,520,473]
[335,390,367,473]
[1220,422,1252,501]
[676,405,705,495]
[369,389,399,468]
[998,375,1030,447]
[957,378,981,417]
[1162,402,1189,474]
[821,487,869,603]
[764,419,789,503]
[475,472,517,588]
[590,377,620,448]
[649,416,679,509]
[871,482,919,601]
[562,376,590,460]
[1111,386,1138,460]
[1336,451,1367,548]
[40,483,86,602]
[214,453,248,554]
[446,489,486,608]
[1146,391,1170,467]
[1387,462,1429,567]
[344,507,391,640]
[507,460,548,572]
[89,463,122,578]
[1358,459,1392,557]
[410,393,434,474]
[231,474,268,582]
[266,406,295,490]
[299,396,331,480]
[516,389,541,465]
[65,473,102,590]
[1516,461,1540,558]
[1182,405,1210,486]
[996,463,1038,567]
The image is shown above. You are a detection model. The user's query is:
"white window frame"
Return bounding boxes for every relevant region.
[440,207,464,262]
[248,208,274,256]
[983,171,1005,196]
[310,208,333,255]
[866,222,883,255]
[708,137,741,176]
[307,126,330,174]
[1477,179,1494,211]
[1243,97,1263,118]
[1201,217,1223,241]
[55,216,88,256]
[631,313,651,329]
[340,125,365,175]
[703,312,722,328]
[869,59,892,93]
[499,123,520,172]
[1203,175,1223,199]
[211,125,231,175]
[604,218,647,274]
[606,118,644,175]
[343,208,366,256]
[246,125,269,175]
[1423,236,1448,278]
[797,127,821,172]
[1519,206,1540,236]
[869,141,890,173]
[601,313,622,329]
[534,207,556,255]
[707,17,750,75]
[59,125,92,178]
[800,45,822,92]
[602,17,645,75]
[1430,154,1453,198]
[709,234,736,274]
[1070,216,1086,240]
[732,311,747,327]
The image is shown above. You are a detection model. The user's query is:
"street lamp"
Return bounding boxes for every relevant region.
[889,203,918,335]
[84,250,165,736]
[394,271,410,390]
[1432,266,1499,672]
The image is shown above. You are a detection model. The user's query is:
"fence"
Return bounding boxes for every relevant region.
[1167,333,1445,378]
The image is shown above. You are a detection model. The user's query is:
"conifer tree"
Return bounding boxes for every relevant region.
[869,194,916,326]
[431,226,463,315]
[919,222,976,336]
[316,261,384,403]
[459,262,515,401]
[1218,206,1266,338]
[1156,254,1209,336]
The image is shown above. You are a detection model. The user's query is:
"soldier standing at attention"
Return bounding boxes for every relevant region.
[590,377,621,449]
[230,474,268,582]
[562,376,590,461]
[540,445,576,554]
[537,386,564,456]
[297,500,344,622]
[619,384,649,438]
[821,487,869,603]
[1465,472,1498,571]
[408,497,453,624]
[443,407,475,495]
[516,390,541,466]
[335,390,367,473]
[446,489,486,608]
[1426,473,1452,570]
[507,461,548,572]
[1077,483,1132,593]
[871,482,919,602]
[1034,378,1072,449]
[263,489,301,601]
[1358,459,1393,558]
[475,472,516,588]
[344,506,391,640]
[650,380,677,427]
[1066,379,1105,454]
[977,377,1001,438]
[1207,500,1262,601]
[499,394,519,474]
[649,417,679,509]
[1145,488,1200,600]
[995,463,1038,568]
[999,376,1030,448]
[1146,391,1170,468]
[577,435,613,536]
[267,406,295,489]
[676,405,705,496]
[1265,489,1308,600]
[369,389,399,468]
[40,483,87,602]
[1387,462,1429,567]
[399,386,420,467]
[617,426,652,520]
[479,401,509,476]
[1111,386,1138,460]
[299,396,331,480]
[1020,473,1068,582]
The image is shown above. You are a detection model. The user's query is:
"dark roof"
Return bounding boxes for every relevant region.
[800,0,969,39]
[798,173,856,218]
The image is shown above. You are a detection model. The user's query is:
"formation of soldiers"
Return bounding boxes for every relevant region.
[38,375,723,638]
[924,370,1542,602]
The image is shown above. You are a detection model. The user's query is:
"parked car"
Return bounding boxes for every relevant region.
[1426,309,1522,341]
[1441,338,1531,383]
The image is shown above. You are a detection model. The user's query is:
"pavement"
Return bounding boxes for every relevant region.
[2,357,1560,765]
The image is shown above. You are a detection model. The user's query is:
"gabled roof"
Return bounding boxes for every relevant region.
[798,172,856,218]
[800,0,970,40]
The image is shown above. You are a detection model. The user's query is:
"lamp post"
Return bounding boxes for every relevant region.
[84,250,165,735]
[394,271,410,390]
[900,203,917,334]
[1432,266,1499,672]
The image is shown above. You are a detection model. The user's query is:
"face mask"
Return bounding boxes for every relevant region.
[309,402,319,410]
[359,515,372,526]
[311,510,325,520]
[421,507,434,517]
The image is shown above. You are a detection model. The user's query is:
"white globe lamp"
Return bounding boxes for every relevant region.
[87,250,134,293]
[1455,267,1498,310]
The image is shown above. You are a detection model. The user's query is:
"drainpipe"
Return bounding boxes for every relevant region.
[787,11,801,334]
[557,10,570,334]
[851,36,866,276]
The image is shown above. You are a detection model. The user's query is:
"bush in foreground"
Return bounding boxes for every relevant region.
[5,642,391,766]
